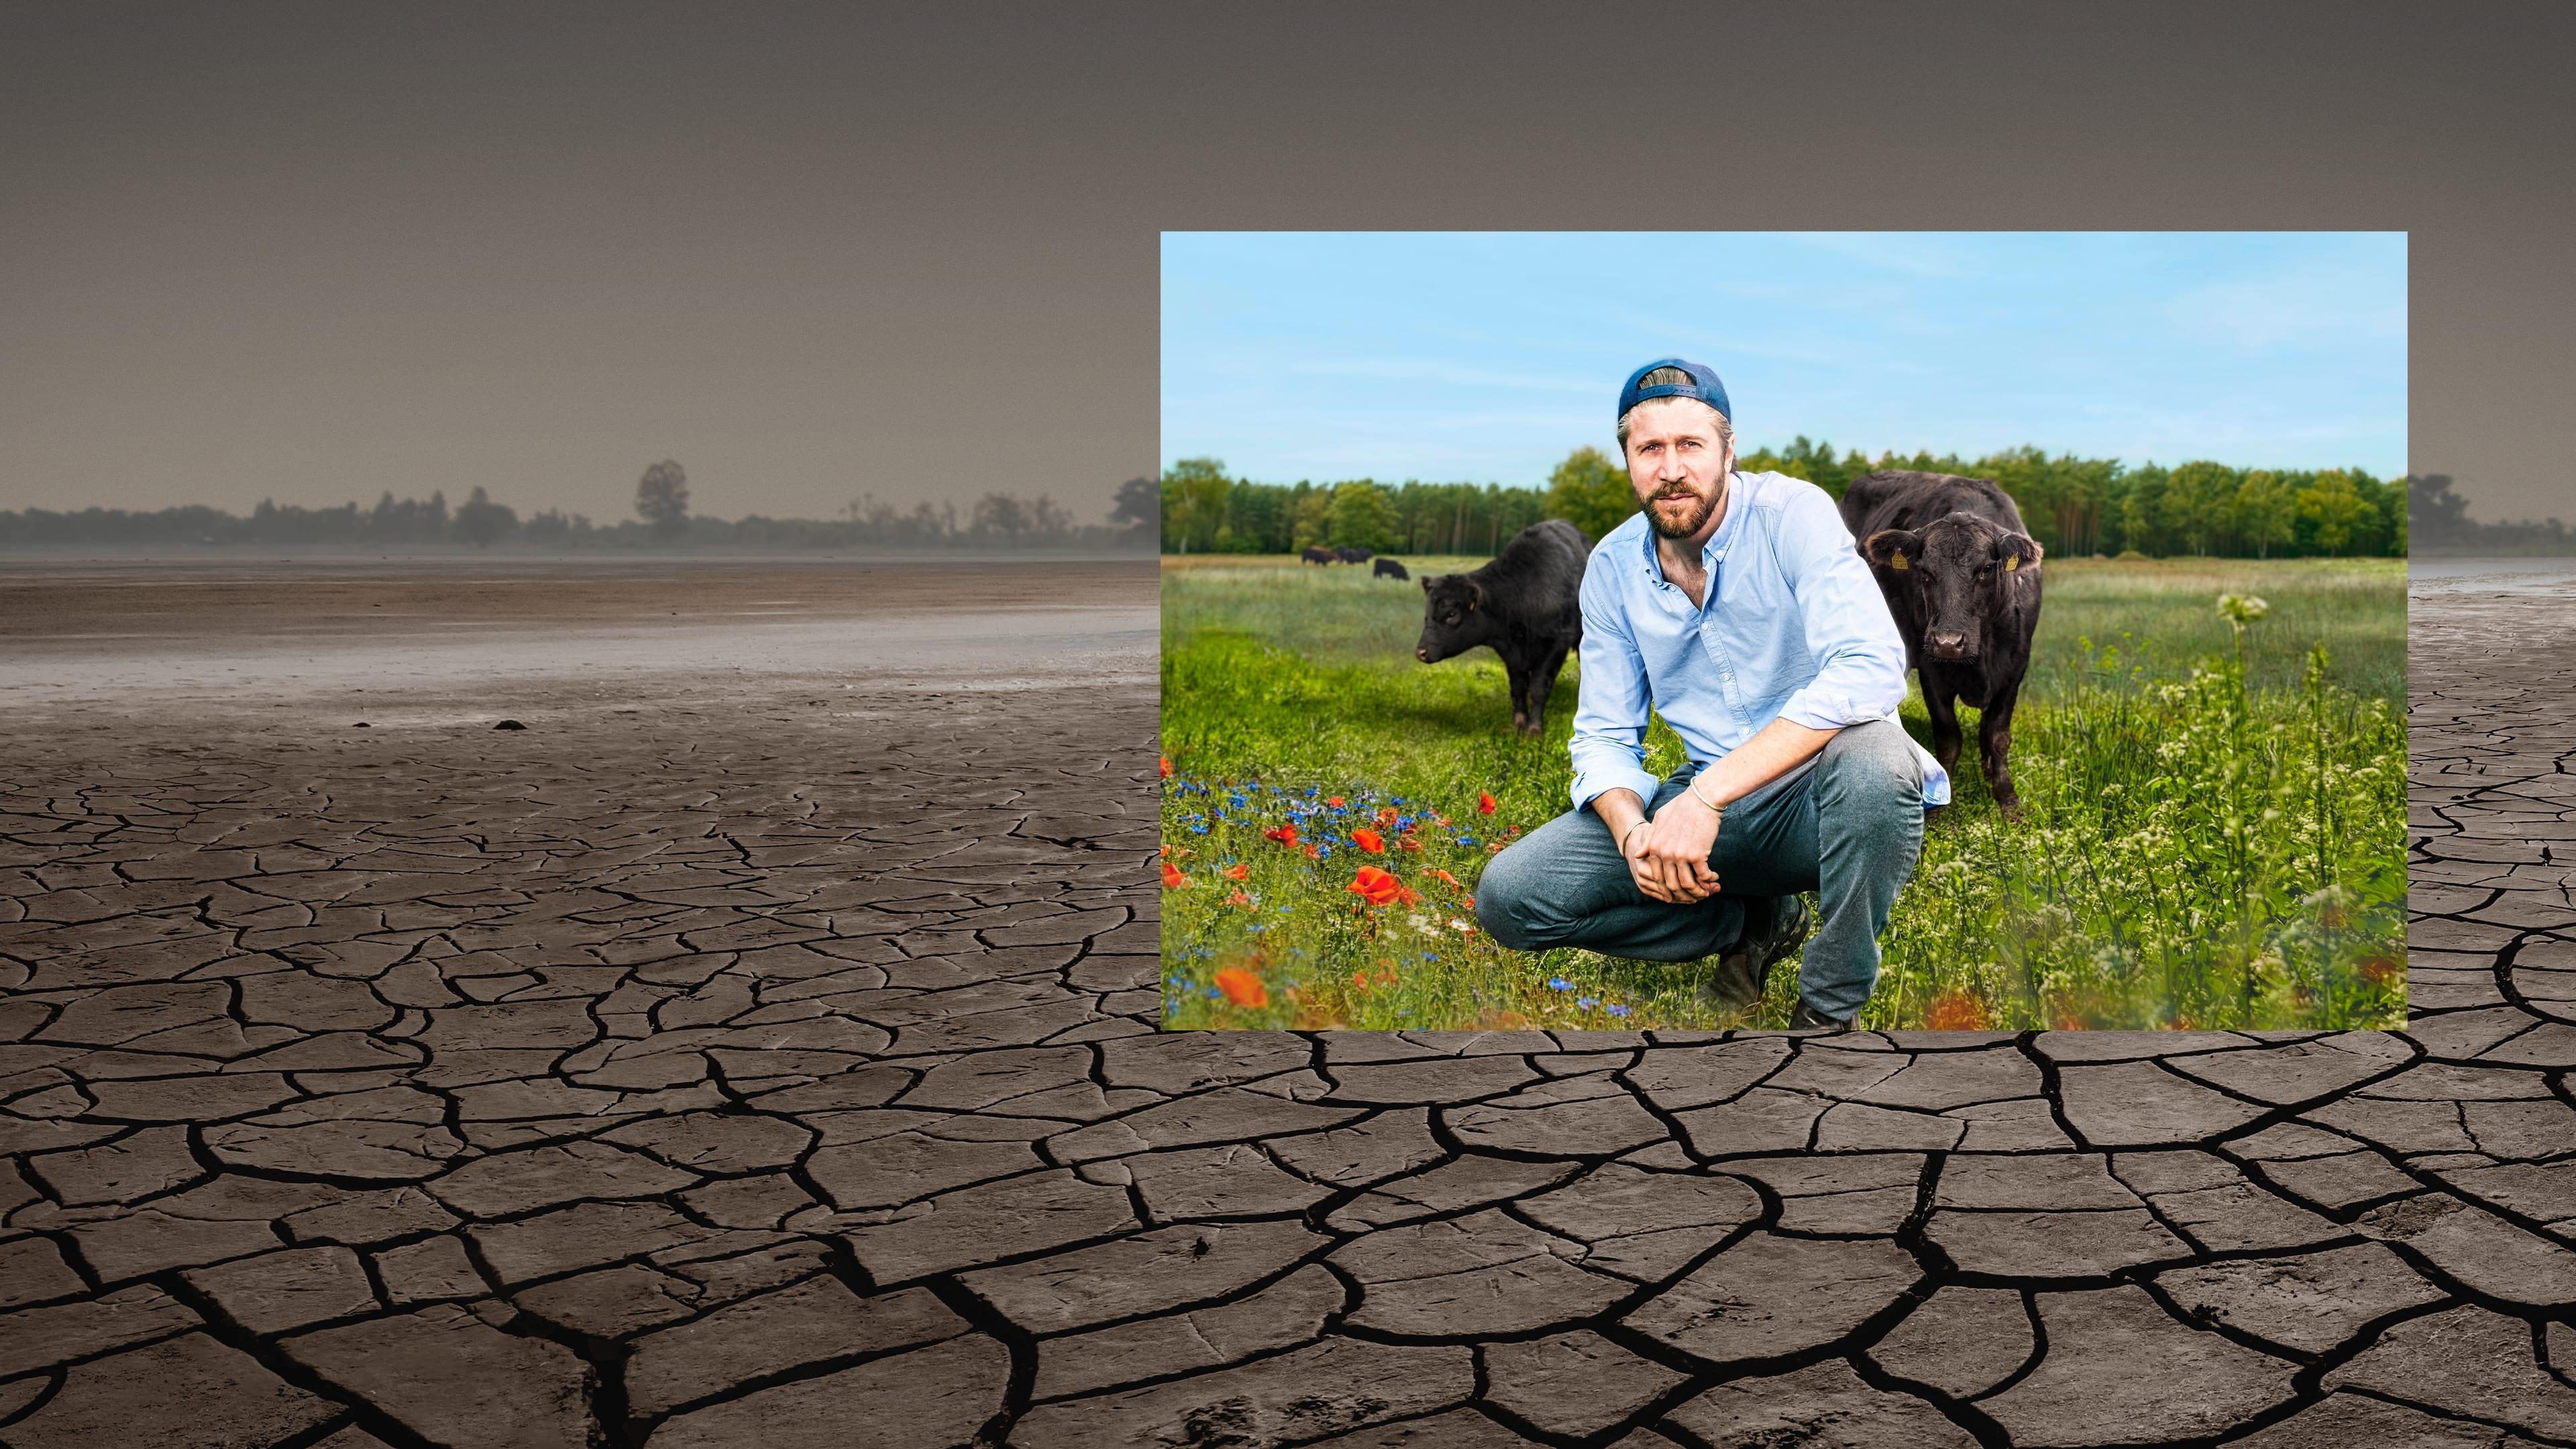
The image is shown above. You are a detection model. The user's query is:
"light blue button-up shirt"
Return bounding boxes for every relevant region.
[1568,469,1950,814]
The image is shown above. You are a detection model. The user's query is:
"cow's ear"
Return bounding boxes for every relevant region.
[1419,576,1434,592]
[1996,533,2042,572]
[1464,578,1484,609]
[1862,529,1919,572]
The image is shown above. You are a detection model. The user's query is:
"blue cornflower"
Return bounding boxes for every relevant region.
[1546,976,1574,991]
[1607,1004,1632,1019]
[1576,996,1599,1010]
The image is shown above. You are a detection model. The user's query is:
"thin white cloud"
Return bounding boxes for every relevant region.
[1782,232,1978,280]
[1284,359,1599,394]
[2163,262,2407,352]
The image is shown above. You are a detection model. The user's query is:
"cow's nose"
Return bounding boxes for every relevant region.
[1415,647,1430,663]
[1927,631,1970,658]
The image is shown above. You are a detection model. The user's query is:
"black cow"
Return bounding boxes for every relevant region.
[1415,519,1589,737]
[1300,545,1336,566]
[1335,545,1374,564]
[1373,557,1410,581]
[1841,470,2043,816]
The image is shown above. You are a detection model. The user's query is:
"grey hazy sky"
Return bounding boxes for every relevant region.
[3,5,2569,523]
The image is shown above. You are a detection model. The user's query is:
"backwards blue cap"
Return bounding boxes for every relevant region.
[1617,358,1731,424]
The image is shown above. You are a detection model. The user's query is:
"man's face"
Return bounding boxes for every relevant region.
[1622,397,1733,541]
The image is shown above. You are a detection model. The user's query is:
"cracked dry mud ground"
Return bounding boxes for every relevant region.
[1,564,2569,1449]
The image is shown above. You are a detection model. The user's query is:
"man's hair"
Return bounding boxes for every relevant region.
[1616,368,1735,453]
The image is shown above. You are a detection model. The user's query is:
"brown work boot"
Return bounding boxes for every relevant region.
[1695,894,1811,1016]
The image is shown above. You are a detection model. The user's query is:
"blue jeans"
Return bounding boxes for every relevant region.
[1473,718,1927,1019]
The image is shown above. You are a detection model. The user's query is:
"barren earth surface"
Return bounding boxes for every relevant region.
[0,557,2566,1448]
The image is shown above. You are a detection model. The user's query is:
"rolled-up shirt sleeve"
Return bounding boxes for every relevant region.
[1775,485,1910,729]
[1567,554,1664,814]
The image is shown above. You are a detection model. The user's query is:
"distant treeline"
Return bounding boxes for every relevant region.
[1161,441,2412,560]
[0,478,1162,552]
[2407,474,2576,555]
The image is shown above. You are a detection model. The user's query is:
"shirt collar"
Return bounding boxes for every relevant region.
[1707,470,1749,559]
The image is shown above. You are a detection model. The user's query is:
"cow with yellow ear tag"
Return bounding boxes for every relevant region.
[1843,470,2045,817]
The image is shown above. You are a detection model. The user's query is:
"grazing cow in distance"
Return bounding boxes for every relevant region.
[1335,545,1374,564]
[1415,519,1589,737]
[1841,470,2043,816]
[1301,545,1336,566]
[1373,557,1410,581]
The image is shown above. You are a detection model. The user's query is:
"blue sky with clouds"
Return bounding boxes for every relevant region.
[1161,232,2406,486]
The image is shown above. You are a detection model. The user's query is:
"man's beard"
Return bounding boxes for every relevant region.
[1643,480,1722,540]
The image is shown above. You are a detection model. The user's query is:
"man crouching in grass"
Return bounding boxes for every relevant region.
[1475,358,1944,1030]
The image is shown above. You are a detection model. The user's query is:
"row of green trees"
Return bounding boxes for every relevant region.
[1161,441,2409,559]
[1161,459,1559,557]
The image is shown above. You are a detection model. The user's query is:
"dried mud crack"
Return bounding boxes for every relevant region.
[0,568,2566,1448]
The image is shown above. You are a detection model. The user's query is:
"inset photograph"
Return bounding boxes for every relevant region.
[1160,231,2406,1032]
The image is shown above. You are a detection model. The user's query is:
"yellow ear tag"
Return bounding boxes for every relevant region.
[1890,553,1909,571]
[2004,555,2018,571]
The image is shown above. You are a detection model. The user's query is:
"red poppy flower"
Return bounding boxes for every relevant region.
[1351,828,1385,853]
[1262,824,1299,847]
[1434,869,1462,889]
[1348,865,1403,906]
[1161,861,1189,890]
[1159,755,1173,780]
[1398,837,1424,852]
[1328,796,1346,808]
[1214,967,1268,1008]
[1224,890,1252,908]
[1301,843,1322,859]
[1375,806,1399,829]
[1478,792,1497,814]
[1223,863,1249,881]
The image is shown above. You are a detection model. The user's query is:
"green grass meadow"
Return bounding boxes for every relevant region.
[1159,553,2406,1032]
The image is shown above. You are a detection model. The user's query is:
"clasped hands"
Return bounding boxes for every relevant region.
[1607,788,1723,904]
